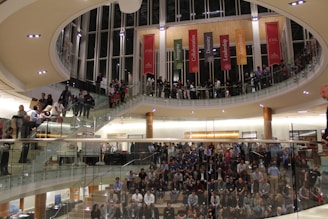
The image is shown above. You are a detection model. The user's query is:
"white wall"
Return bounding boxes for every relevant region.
[96,115,325,141]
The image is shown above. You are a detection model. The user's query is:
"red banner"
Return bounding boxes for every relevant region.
[220,35,231,71]
[188,29,199,73]
[266,22,281,66]
[143,34,155,75]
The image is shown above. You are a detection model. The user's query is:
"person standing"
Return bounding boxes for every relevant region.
[59,85,72,117]
[38,92,47,110]
[267,161,280,194]
[45,94,53,107]
[76,89,84,116]
[50,99,65,122]
[96,73,103,94]
[14,105,27,138]
[1,127,13,175]
[83,91,94,119]
[320,84,328,145]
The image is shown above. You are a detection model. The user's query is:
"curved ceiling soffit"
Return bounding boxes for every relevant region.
[0,0,37,91]
[49,0,143,87]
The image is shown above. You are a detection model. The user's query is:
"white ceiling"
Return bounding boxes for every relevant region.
[0,0,327,121]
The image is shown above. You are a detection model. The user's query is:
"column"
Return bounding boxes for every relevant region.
[158,0,167,79]
[20,198,24,211]
[251,3,262,69]
[34,193,46,219]
[263,107,273,139]
[0,202,9,218]
[146,112,153,138]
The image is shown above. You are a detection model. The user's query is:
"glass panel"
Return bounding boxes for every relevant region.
[258,5,270,13]
[208,0,223,18]
[87,34,96,59]
[101,6,110,30]
[126,13,135,27]
[88,9,97,32]
[99,59,107,77]
[112,58,120,80]
[152,0,160,25]
[240,0,251,15]
[261,43,267,54]
[194,0,205,20]
[138,0,148,26]
[166,0,175,22]
[113,4,122,28]
[112,30,120,56]
[86,61,94,80]
[124,57,133,84]
[100,32,108,58]
[246,44,253,55]
[224,0,236,17]
[180,0,190,21]
[291,20,304,41]
[125,29,134,55]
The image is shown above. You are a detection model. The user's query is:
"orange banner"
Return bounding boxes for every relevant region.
[235,29,247,65]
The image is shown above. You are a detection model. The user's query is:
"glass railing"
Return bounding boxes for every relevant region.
[0,135,327,219]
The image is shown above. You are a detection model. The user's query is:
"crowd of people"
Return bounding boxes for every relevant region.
[141,55,314,101]
[90,142,324,219]
[3,85,96,166]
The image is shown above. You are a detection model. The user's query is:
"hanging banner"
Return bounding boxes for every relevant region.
[188,29,199,73]
[235,29,247,65]
[204,32,214,63]
[266,22,282,66]
[174,39,183,70]
[143,34,155,75]
[220,35,231,71]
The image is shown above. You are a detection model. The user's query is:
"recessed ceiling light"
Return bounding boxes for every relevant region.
[27,34,41,38]
[259,104,264,108]
[37,70,47,75]
[303,90,310,94]
[289,0,306,6]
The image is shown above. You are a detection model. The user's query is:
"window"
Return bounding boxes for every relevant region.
[89,9,97,32]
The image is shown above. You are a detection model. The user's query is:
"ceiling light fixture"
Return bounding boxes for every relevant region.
[159,25,165,31]
[251,16,259,21]
[37,70,47,75]
[27,34,41,38]
[303,90,310,94]
[289,0,306,6]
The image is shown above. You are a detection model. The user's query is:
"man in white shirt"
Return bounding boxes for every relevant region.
[237,159,247,176]
[131,189,143,209]
[51,98,65,122]
[143,190,155,206]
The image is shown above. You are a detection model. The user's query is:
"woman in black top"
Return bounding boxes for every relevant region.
[91,204,101,219]
[1,127,13,175]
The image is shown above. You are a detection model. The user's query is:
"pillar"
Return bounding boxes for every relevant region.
[20,198,24,211]
[0,202,9,218]
[263,107,273,139]
[34,193,46,219]
[146,112,153,138]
